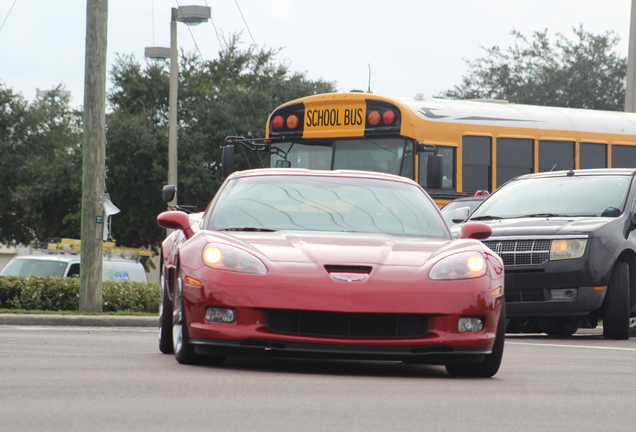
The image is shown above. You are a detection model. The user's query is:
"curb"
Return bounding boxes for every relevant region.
[0,313,157,327]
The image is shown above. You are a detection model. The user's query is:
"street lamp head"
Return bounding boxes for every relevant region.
[173,5,211,25]
[145,46,171,59]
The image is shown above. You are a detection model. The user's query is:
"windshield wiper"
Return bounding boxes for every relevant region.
[470,215,505,221]
[521,213,564,218]
[219,227,277,232]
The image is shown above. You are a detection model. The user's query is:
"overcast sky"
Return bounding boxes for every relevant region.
[0,0,632,108]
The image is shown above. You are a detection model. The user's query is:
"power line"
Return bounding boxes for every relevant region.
[0,0,19,35]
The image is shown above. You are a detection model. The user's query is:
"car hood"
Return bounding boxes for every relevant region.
[212,231,459,266]
[468,216,615,237]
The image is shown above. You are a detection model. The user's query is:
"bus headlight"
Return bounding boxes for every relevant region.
[429,251,487,280]
[550,239,587,261]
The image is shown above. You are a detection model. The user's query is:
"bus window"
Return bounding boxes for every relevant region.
[462,136,491,192]
[419,146,455,189]
[332,138,413,177]
[611,144,636,168]
[580,143,606,169]
[270,141,332,170]
[497,138,533,187]
[539,140,574,172]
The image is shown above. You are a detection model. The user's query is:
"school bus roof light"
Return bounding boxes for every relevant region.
[382,110,397,125]
[286,115,299,129]
[272,115,285,131]
[368,110,382,126]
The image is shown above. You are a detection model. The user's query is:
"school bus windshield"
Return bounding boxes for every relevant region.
[270,137,415,179]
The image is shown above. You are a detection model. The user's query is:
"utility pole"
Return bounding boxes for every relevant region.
[80,0,108,312]
[626,0,636,112]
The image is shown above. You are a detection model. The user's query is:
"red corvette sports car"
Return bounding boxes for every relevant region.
[157,169,505,377]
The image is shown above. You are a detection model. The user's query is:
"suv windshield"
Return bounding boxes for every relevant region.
[207,175,448,238]
[471,175,631,219]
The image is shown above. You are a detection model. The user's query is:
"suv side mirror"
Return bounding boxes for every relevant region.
[451,206,471,224]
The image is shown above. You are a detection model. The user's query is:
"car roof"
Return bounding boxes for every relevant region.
[512,168,636,181]
[11,255,140,264]
[226,168,420,186]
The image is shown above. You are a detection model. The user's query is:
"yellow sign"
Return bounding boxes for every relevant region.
[303,101,366,138]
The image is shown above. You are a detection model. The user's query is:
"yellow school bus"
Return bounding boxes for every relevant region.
[223,92,636,205]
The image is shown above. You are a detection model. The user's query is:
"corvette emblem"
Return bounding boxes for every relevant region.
[333,275,366,283]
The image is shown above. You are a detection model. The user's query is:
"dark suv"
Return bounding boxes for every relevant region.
[456,169,636,339]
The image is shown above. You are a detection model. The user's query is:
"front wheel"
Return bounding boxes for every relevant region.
[445,304,505,378]
[158,270,174,354]
[603,261,630,340]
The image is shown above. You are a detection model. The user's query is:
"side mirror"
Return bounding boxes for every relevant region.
[451,206,471,224]
[460,222,492,240]
[157,211,194,239]
[426,153,443,189]
[162,185,176,203]
[222,145,235,178]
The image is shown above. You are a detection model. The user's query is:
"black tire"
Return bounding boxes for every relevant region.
[506,318,541,334]
[172,267,226,365]
[158,270,174,354]
[445,303,506,378]
[539,317,579,336]
[603,261,630,340]
[630,317,636,337]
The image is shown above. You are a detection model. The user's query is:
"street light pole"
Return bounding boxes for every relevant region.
[145,5,211,207]
[168,8,179,206]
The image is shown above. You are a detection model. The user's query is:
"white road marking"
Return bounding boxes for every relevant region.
[507,341,636,351]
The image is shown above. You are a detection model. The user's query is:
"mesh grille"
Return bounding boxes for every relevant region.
[505,288,546,303]
[266,310,429,338]
[483,239,551,266]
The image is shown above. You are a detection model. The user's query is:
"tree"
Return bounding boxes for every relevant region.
[437,26,626,111]
[0,84,82,245]
[106,35,337,248]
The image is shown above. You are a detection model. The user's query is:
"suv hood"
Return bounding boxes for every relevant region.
[464,217,614,237]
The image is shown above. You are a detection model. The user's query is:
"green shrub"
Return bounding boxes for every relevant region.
[0,276,160,313]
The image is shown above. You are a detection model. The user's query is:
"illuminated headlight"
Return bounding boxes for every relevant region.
[550,239,587,261]
[203,243,268,274]
[206,308,236,323]
[458,317,484,332]
[429,251,487,280]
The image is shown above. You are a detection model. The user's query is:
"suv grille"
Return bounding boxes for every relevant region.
[266,310,429,338]
[483,239,551,266]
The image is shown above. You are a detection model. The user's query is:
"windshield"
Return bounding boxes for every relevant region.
[270,138,415,179]
[1,258,68,277]
[471,175,631,219]
[207,175,448,238]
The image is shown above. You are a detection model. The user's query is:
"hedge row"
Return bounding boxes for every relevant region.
[0,276,160,313]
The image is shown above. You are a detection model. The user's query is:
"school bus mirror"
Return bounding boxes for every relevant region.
[162,185,177,203]
[222,145,236,178]
[427,153,444,189]
[275,160,291,168]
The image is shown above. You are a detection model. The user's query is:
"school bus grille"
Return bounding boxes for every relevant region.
[483,239,552,266]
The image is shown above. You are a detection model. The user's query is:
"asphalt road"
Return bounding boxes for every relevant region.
[1,322,635,432]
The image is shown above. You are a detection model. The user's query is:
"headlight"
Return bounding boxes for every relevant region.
[550,239,587,261]
[429,251,487,280]
[203,243,268,274]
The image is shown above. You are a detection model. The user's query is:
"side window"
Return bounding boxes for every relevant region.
[612,145,636,168]
[67,263,81,277]
[580,143,606,169]
[497,138,533,187]
[462,136,491,192]
[419,146,455,190]
[539,140,574,172]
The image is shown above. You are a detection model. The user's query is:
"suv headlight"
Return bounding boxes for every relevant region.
[429,251,487,280]
[550,239,587,261]
[203,243,268,274]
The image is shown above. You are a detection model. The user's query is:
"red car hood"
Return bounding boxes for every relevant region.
[213,231,453,266]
